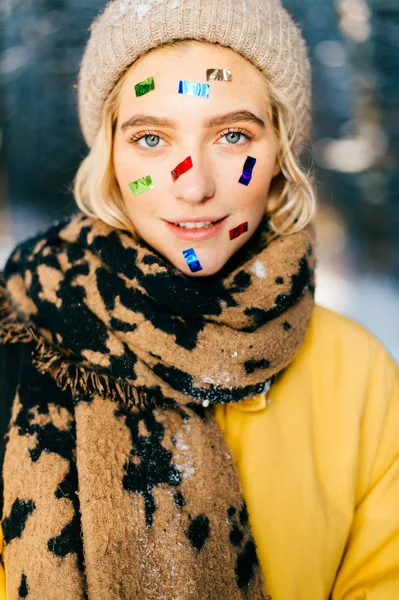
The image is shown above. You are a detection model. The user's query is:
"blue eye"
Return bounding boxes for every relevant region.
[129,131,168,149]
[224,131,244,144]
[140,134,161,148]
[219,130,252,145]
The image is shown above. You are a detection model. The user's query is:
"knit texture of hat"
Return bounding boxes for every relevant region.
[77,0,311,151]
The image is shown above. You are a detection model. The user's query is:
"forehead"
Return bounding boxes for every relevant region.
[118,42,269,119]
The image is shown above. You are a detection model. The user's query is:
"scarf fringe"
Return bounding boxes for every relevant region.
[0,275,35,344]
[30,334,163,410]
[1,275,161,410]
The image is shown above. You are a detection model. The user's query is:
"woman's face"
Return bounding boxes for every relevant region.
[113,42,280,276]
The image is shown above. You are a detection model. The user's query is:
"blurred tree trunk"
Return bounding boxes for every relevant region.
[368,0,399,273]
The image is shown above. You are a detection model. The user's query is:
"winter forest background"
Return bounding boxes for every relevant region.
[0,0,398,359]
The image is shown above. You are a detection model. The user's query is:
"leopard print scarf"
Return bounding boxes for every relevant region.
[0,212,315,599]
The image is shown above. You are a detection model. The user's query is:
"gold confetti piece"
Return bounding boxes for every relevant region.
[206,69,232,82]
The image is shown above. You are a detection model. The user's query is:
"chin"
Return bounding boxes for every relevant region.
[186,264,223,277]
[173,250,230,278]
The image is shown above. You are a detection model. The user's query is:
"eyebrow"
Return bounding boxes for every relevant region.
[120,110,266,132]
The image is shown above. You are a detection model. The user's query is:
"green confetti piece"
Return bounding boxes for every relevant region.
[128,175,154,196]
[135,76,155,97]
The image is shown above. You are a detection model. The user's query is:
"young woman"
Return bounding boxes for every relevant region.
[0,0,398,598]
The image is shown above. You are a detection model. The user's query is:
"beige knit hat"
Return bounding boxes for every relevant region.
[77,0,311,150]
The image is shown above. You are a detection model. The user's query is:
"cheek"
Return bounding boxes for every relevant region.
[113,143,151,183]
[123,191,160,227]
[229,157,274,211]
[113,148,133,192]
[252,152,276,186]
[113,148,161,204]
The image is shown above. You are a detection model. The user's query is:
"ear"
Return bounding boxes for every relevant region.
[272,161,281,178]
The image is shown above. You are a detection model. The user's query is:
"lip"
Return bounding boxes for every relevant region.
[164,217,227,241]
[168,216,225,223]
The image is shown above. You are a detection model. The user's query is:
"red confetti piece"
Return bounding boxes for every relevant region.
[229,222,248,240]
[171,156,193,182]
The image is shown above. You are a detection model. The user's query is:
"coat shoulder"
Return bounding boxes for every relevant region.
[306,304,396,364]
[289,305,398,395]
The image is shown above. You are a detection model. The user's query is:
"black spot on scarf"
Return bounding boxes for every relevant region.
[185,515,210,550]
[153,362,269,404]
[11,361,85,567]
[18,573,29,598]
[244,358,271,375]
[236,540,259,589]
[230,524,244,546]
[115,405,183,528]
[243,255,312,332]
[2,499,36,545]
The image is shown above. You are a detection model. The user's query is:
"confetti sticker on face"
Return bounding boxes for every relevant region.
[135,76,155,97]
[178,80,210,98]
[171,156,193,182]
[206,68,232,82]
[128,175,154,196]
[238,156,257,186]
[229,222,248,240]
[182,248,203,273]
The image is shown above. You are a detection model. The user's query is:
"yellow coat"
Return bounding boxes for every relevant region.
[1,306,398,599]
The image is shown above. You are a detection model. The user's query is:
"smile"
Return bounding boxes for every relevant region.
[174,221,215,229]
[165,217,227,240]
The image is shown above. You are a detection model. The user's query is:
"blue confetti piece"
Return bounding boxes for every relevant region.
[178,80,210,98]
[239,156,257,186]
[182,248,203,272]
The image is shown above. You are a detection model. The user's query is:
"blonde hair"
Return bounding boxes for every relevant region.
[73,41,316,238]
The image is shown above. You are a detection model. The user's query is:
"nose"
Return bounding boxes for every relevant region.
[172,154,216,205]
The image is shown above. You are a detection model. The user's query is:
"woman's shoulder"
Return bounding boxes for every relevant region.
[293,304,398,389]
[268,305,399,444]
[309,304,395,359]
